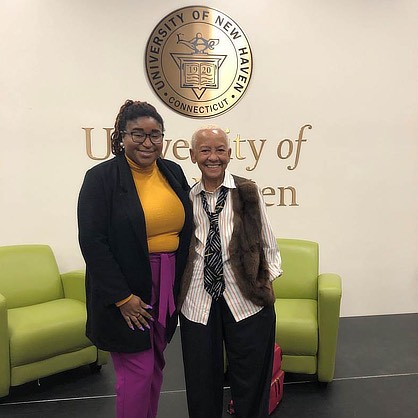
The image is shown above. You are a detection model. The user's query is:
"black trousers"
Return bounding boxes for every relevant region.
[180,298,276,418]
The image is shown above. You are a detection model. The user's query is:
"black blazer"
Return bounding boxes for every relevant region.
[77,154,192,352]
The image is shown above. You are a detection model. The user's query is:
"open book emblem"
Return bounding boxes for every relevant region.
[171,33,226,100]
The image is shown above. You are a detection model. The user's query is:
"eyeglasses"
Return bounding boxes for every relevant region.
[122,131,164,144]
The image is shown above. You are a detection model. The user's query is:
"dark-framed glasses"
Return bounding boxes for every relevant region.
[122,130,164,144]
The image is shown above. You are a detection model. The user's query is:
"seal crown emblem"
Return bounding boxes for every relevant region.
[145,6,253,118]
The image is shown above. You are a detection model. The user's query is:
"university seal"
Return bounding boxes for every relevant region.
[145,6,253,118]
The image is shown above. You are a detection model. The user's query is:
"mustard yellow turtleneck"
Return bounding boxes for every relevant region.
[126,156,185,253]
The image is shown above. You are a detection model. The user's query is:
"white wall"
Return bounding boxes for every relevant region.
[1,0,417,317]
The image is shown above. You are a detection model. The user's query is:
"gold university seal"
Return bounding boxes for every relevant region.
[145,6,253,118]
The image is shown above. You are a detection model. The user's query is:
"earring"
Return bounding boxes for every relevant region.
[119,141,124,148]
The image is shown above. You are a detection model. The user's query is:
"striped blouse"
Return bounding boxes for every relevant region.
[181,170,282,325]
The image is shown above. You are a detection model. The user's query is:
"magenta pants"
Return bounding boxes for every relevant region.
[111,252,176,418]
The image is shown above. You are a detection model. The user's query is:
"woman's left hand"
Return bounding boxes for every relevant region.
[119,295,154,331]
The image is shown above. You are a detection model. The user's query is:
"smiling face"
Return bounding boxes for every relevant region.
[122,116,163,168]
[190,128,231,191]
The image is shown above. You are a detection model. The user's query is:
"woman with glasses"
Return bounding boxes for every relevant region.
[77,100,193,418]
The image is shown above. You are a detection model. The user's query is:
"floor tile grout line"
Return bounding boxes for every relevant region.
[1,372,418,406]
[0,394,116,406]
[284,371,418,385]
[333,372,418,381]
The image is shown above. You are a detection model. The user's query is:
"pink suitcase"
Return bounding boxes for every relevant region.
[269,368,284,414]
[272,343,282,376]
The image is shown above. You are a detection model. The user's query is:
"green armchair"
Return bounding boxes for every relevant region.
[0,244,107,397]
[273,238,342,382]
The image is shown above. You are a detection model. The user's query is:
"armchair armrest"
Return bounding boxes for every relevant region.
[317,273,342,382]
[61,270,86,303]
[0,293,10,397]
[97,349,109,366]
[60,271,109,367]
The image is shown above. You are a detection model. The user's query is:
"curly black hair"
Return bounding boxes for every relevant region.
[110,100,165,155]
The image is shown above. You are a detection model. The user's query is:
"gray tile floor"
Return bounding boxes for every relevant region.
[1,313,417,417]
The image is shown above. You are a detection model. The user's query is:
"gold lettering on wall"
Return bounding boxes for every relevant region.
[161,140,172,158]
[233,134,246,160]
[230,136,266,171]
[82,124,312,208]
[276,124,312,170]
[246,139,266,171]
[83,127,113,160]
[171,140,189,160]
[262,186,299,207]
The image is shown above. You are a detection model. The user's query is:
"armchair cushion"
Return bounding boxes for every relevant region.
[9,299,91,367]
[274,299,318,355]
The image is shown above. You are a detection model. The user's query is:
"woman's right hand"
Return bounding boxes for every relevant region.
[119,295,154,331]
